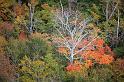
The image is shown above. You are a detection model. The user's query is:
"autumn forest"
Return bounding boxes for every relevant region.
[0,0,124,82]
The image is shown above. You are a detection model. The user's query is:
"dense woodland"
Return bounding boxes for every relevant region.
[0,0,124,82]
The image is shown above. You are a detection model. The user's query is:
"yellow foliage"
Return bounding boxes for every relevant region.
[19,55,47,81]
[0,0,15,8]
[0,36,7,53]
[21,66,31,72]
[88,23,100,36]
[0,36,7,46]
[91,11,100,20]
[31,32,43,39]
[15,16,25,24]
[32,60,44,66]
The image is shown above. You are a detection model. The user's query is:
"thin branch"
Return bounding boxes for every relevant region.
[109,2,118,19]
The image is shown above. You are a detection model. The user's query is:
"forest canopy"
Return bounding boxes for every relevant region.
[0,0,124,82]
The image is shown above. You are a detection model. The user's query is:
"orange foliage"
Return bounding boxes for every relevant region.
[99,55,114,64]
[94,38,104,47]
[56,37,114,71]
[66,61,81,72]
[82,38,114,65]
[83,51,114,65]
[64,38,114,72]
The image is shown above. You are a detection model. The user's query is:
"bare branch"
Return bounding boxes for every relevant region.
[109,2,118,19]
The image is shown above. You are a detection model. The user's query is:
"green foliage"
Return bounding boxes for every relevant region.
[17,52,66,82]
[6,39,27,64]
[43,53,66,81]
[26,38,48,57]
[6,37,67,81]
[78,0,101,16]
[86,65,113,82]
[6,38,49,64]
[34,9,55,33]
[113,46,124,58]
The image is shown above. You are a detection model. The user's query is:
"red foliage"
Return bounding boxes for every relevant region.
[0,54,15,81]
[0,22,14,31]
[18,31,26,40]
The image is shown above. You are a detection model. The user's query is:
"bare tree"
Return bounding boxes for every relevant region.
[53,2,98,64]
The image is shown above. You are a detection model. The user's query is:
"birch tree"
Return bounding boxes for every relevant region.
[28,0,38,33]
